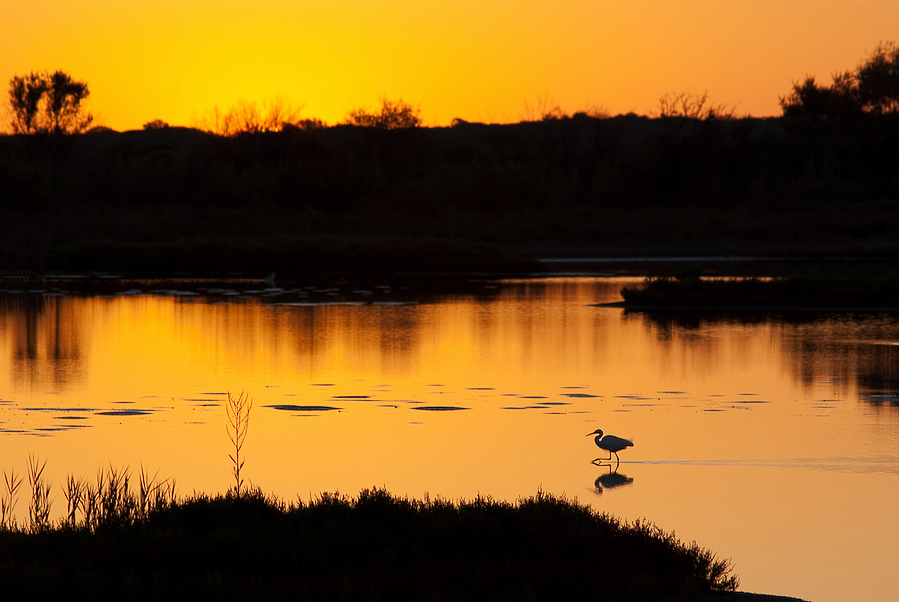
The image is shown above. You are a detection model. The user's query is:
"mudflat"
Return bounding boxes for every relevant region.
[701,594,810,602]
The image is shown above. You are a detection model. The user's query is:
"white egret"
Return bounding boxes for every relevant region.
[586,429,633,465]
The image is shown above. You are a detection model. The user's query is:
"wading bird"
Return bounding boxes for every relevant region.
[587,429,633,465]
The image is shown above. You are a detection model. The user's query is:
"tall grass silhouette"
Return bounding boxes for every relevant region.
[0,458,176,532]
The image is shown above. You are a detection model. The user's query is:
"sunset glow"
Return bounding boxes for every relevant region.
[3,1,898,130]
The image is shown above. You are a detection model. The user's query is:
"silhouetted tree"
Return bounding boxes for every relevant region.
[856,41,899,115]
[780,41,899,120]
[7,70,94,135]
[779,74,860,122]
[345,97,421,129]
[142,119,170,130]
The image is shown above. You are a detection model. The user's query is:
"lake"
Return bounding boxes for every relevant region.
[1,275,898,602]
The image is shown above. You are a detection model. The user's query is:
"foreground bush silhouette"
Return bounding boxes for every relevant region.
[0,487,737,601]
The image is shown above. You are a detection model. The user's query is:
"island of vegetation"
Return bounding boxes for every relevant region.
[1,43,898,276]
[617,274,899,310]
[0,462,737,601]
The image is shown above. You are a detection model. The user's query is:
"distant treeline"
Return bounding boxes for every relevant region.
[1,112,899,273]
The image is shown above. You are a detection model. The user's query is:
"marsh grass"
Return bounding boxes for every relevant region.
[0,485,738,600]
[2,458,176,532]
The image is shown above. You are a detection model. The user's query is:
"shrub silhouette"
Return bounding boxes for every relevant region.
[519,90,566,121]
[779,73,860,122]
[142,119,170,130]
[195,97,306,135]
[657,91,736,120]
[7,70,94,135]
[345,97,422,129]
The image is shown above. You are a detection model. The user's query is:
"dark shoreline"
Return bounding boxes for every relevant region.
[7,252,899,282]
[700,594,810,602]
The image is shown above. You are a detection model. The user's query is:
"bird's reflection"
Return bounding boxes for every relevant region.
[591,462,634,495]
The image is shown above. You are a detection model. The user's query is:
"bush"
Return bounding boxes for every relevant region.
[195,97,306,136]
[142,119,170,130]
[657,91,736,120]
[345,97,422,129]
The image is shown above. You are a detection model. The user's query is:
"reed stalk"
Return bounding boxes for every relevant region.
[226,390,253,497]
[83,480,99,529]
[139,465,158,518]
[139,465,176,517]
[99,465,136,527]
[26,454,51,533]
[62,474,85,528]
[1,468,23,530]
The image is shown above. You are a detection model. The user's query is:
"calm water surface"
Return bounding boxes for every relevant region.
[1,276,898,602]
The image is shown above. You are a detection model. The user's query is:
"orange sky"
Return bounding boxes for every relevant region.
[2,1,898,131]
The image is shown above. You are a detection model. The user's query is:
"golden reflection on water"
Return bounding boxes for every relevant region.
[1,277,899,602]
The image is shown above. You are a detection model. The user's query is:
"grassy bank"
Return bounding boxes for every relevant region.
[0,482,737,601]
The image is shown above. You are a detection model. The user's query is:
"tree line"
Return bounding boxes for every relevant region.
[4,72,421,136]
[5,43,898,136]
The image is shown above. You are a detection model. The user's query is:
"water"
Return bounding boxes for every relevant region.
[1,276,898,602]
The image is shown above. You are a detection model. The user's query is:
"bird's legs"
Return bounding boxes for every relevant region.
[605,450,622,467]
[592,450,620,469]
[591,460,621,475]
